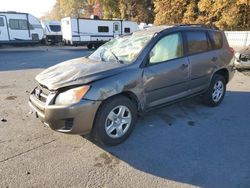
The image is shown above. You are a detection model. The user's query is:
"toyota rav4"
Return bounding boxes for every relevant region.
[29,25,235,145]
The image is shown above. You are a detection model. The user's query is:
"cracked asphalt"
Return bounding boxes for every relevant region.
[0,46,250,188]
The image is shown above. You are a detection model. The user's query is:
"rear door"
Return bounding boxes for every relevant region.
[0,16,9,41]
[143,32,190,108]
[184,30,218,93]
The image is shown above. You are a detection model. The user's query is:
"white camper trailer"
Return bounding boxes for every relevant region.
[61,17,139,49]
[0,11,43,45]
[41,21,62,44]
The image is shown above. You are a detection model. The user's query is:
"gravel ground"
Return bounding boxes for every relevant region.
[0,46,250,188]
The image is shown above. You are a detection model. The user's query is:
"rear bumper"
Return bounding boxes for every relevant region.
[29,89,101,135]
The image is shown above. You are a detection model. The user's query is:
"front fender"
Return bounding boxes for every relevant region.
[84,68,146,110]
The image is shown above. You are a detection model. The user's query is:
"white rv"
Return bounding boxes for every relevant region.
[41,21,62,44]
[0,11,43,45]
[61,17,139,49]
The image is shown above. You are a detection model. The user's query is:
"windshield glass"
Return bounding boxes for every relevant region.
[88,34,153,64]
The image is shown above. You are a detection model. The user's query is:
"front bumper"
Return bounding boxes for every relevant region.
[29,87,101,135]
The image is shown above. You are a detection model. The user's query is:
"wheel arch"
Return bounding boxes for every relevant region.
[213,68,229,84]
[98,91,141,112]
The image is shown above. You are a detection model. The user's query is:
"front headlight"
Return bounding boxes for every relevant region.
[55,86,90,105]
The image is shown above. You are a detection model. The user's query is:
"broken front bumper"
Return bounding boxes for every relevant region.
[234,60,250,69]
[28,87,101,135]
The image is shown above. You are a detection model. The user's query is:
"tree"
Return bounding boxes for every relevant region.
[154,0,187,25]
[182,0,198,24]
[41,0,249,30]
[93,0,103,18]
[236,0,250,30]
[41,0,84,20]
[119,0,153,23]
[197,0,241,30]
[102,0,120,19]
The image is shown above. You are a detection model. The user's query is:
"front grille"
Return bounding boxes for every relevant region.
[29,85,52,118]
[35,85,50,103]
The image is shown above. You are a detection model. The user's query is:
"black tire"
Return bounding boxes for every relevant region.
[202,74,226,107]
[92,96,137,146]
[94,43,101,49]
[87,44,93,49]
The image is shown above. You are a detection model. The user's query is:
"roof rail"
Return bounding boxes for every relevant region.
[175,24,219,30]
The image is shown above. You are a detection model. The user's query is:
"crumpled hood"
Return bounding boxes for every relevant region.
[36,57,123,90]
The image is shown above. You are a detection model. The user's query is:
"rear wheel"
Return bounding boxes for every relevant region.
[87,44,93,49]
[92,96,137,146]
[202,74,226,107]
[94,43,101,49]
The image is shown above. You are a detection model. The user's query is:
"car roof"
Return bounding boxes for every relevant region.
[133,24,220,36]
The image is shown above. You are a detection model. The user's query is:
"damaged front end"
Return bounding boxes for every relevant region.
[234,47,250,69]
[28,84,101,135]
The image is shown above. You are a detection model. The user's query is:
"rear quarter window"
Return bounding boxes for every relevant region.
[186,31,210,55]
[209,31,223,49]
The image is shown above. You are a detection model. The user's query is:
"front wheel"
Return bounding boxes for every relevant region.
[92,96,137,146]
[202,74,226,107]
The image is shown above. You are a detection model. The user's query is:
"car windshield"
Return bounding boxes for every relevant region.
[88,34,153,64]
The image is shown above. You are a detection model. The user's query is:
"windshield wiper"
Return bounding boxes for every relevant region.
[100,50,106,62]
[108,49,124,64]
[100,48,123,64]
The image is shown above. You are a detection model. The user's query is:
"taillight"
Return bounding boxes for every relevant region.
[228,47,235,54]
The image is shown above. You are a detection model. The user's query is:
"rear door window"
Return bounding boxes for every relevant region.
[209,31,223,49]
[186,31,210,55]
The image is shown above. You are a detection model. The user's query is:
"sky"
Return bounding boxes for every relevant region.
[0,0,56,18]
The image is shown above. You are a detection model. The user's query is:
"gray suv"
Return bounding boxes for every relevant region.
[29,25,235,145]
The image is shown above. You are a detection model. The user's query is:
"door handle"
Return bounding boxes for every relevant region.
[211,57,218,62]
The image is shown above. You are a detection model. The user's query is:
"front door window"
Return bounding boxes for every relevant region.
[149,32,183,64]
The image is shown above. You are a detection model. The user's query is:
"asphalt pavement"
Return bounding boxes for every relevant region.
[0,46,250,188]
[0,46,91,71]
